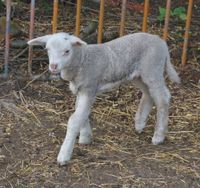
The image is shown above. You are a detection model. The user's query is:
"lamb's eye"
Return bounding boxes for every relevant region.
[65,50,70,54]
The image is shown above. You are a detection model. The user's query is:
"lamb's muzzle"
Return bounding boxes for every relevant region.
[28,32,180,165]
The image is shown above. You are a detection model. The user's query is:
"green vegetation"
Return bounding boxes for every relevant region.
[157,7,187,22]
[0,1,4,11]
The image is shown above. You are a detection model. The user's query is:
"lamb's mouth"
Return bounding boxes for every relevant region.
[49,69,60,74]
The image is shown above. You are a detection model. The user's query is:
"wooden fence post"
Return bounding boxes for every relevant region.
[75,0,82,36]
[52,0,58,33]
[163,0,171,40]
[28,0,35,76]
[119,0,127,37]
[97,0,105,43]
[3,0,11,78]
[181,0,193,66]
[142,0,149,32]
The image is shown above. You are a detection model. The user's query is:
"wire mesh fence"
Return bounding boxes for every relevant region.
[0,0,194,79]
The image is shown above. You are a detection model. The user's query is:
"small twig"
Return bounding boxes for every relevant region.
[11,46,28,61]
[22,69,49,90]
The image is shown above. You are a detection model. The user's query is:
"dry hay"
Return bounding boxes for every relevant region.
[0,64,199,187]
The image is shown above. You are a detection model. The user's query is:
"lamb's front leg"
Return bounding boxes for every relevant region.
[57,93,94,165]
[79,119,92,144]
[75,95,93,145]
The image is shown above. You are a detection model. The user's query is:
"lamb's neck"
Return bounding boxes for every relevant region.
[60,47,83,82]
[60,67,78,81]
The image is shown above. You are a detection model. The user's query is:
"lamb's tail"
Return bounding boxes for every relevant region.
[165,54,181,84]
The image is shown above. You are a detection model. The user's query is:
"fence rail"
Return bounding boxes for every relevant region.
[1,0,194,79]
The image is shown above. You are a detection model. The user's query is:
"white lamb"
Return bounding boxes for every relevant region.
[28,32,180,165]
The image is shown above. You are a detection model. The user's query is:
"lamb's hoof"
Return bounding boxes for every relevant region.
[135,127,143,134]
[152,134,165,145]
[135,123,145,133]
[57,152,71,166]
[78,136,92,145]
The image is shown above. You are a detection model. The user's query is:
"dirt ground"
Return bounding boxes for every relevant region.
[0,1,200,188]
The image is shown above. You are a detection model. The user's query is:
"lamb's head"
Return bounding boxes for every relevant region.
[28,32,87,74]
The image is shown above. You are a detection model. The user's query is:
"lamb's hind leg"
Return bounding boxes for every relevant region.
[134,79,153,133]
[149,85,171,145]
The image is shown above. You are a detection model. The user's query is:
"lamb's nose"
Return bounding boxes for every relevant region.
[50,64,58,70]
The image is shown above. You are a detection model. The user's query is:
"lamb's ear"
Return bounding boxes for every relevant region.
[70,36,87,47]
[27,35,52,46]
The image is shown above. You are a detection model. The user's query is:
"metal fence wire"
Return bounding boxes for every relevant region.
[1,0,194,79]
